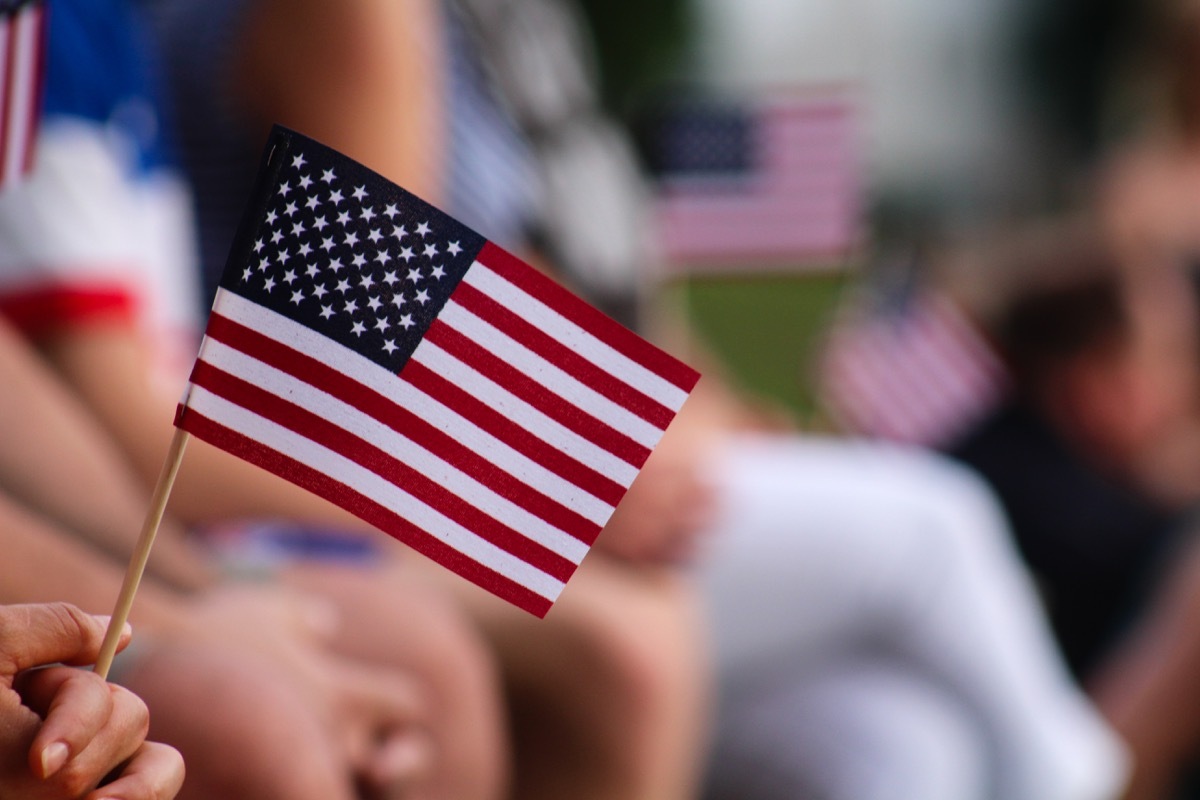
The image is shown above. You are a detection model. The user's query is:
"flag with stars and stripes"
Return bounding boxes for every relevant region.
[0,0,45,191]
[175,126,700,617]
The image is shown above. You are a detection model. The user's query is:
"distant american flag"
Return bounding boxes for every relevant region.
[819,288,1007,448]
[651,93,860,269]
[176,127,700,617]
[0,0,43,190]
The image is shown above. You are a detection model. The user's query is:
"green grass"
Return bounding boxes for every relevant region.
[664,270,852,424]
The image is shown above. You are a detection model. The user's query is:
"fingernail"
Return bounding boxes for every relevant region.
[95,616,133,638]
[40,741,69,777]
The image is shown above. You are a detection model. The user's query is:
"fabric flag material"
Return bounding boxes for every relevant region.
[175,126,700,617]
[818,287,1007,448]
[651,92,860,270]
[0,0,43,191]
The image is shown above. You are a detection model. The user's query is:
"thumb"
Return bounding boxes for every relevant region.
[0,603,130,675]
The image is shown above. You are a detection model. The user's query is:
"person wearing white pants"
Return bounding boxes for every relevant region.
[698,434,1130,800]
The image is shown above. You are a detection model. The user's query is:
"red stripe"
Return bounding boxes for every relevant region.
[187,360,578,583]
[0,284,137,335]
[423,319,652,468]
[203,313,602,545]
[399,358,627,507]
[451,281,675,428]
[175,407,553,618]
[0,14,18,188]
[476,242,699,393]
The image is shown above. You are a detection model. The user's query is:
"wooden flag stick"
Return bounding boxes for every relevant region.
[94,428,191,679]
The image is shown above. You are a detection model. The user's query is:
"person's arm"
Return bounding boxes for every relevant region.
[0,603,185,800]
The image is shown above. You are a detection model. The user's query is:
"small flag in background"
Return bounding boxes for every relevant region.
[649,92,861,270]
[0,0,44,190]
[175,126,700,617]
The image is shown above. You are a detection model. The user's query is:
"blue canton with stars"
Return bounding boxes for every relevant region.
[217,126,487,372]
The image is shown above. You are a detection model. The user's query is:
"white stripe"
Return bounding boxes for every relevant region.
[184,384,565,602]
[464,263,689,409]
[198,338,593,563]
[4,5,37,181]
[412,337,642,483]
[439,300,664,448]
[212,288,638,488]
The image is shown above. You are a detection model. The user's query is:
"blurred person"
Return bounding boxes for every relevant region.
[0,2,508,798]
[945,233,1200,799]
[0,602,184,800]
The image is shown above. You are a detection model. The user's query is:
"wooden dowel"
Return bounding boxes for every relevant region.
[94,428,191,679]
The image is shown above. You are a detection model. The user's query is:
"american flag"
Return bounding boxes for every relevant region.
[175,127,700,617]
[818,287,1007,448]
[0,0,43,190]
[651,93,861,270]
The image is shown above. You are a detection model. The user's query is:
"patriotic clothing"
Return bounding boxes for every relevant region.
[0,0,199,368]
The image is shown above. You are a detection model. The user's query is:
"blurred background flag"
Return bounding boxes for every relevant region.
[175,126,700,618]
[645,90,862,271]
[0,0,44,190]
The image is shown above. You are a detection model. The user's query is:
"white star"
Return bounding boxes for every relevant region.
[400,247,415,262]
[423,243,438,258]
[337,279,351,293]
[291,221,306,237]
[242,267,253,281]
[368,297,382,313]
[298,243,313,258]
[284,201,298,216]
[384,204,399,219]
[351,320,366,336]
[353,185,368,201]
[320,305,334,319]
[313,216,328,231]
[430,264,446,280]
[375,250,392,264]
[415,221,431,236]
[320,237,334,252]
[368,229,383,244]
[399,314,415,329]
[264,277,277,292]
[337,211,352,226]
[382,339,398,355]
[312,284,329,299]
[416,289,430,305]
[305,263,320,278]
[271,230,284,244]
[393,225,408,240]
[290,289,304,304]
[344,299,359,314]
[305,195,320,210]
[392,293,408,308]
[343,231,359,247]
[329,189,344,205]
[266,209,279,225]
[298,174,313,190]
[447,241,462,256]
[291,154,306,169]
[321,168,336,183]
[373,313,388,329]
[283,269,297,284]
[361,206,376,222]
[352,254,366,268]
[406,267,422,283]
[276,249,290,264]
[329,258,344,272]
[258,258,270,271]
[277,182,291,197]
[383,271,398,285]
[359,273,375,290]
[254,238,265,253]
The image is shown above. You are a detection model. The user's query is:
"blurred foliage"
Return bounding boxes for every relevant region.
[574,0,695,115]
[664,271,849,423]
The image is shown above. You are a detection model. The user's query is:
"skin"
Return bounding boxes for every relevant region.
[0,603,184,800]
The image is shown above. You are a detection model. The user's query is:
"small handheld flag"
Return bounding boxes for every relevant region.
[174,126,700,617]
